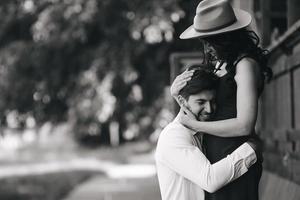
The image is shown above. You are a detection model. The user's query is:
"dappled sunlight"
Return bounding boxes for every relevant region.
[0,0,208,199]
[0,132,23,151]
[106,164,156,179]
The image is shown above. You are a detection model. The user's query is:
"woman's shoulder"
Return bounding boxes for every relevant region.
[236,56,259,69]
[234,54,258,67]
[235,56,260,72]
[234,56,263,87]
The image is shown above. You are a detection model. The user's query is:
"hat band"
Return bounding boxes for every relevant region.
[194,18,237,32]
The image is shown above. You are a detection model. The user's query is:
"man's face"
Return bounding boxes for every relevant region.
[186,90,216,121]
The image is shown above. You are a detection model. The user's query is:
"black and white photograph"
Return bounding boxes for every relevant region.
[0,0,299,200]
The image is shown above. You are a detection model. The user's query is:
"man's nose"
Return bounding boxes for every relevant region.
[204,102,213,113]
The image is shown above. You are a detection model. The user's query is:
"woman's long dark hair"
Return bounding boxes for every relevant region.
[201,28,273,85]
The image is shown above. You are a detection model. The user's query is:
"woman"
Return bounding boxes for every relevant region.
[171,0,272,200]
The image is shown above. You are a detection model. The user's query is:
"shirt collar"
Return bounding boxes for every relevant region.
[173,113,198,136]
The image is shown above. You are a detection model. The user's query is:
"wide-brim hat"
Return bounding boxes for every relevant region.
[180,0,252,39]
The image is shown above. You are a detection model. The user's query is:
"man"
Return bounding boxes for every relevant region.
[155,69,258,200]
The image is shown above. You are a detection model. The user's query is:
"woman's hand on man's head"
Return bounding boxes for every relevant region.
[170,69,194,98]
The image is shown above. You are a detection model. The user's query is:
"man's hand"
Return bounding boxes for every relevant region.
[246,135,264,163]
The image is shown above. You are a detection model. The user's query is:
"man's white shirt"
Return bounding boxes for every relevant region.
[155,116,257,200]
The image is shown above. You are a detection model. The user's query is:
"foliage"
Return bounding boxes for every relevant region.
[0,0,200,144]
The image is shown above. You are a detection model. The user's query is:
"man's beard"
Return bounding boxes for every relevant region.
[197,113,213,121]
[186,105,214,121]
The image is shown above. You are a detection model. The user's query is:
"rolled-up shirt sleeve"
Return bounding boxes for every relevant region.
[156,126,257,193]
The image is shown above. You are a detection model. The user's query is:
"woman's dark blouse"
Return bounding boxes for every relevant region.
[203,57,263,200]
[203,63,253,162]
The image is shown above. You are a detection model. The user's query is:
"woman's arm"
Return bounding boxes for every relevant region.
[179,58,262,137]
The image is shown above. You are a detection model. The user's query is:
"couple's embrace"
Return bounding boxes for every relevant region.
[155,0,272,200]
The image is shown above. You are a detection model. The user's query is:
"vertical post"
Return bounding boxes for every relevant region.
[239,0,251,11]
[109,121,120,147]
[287,0,300,28]
[238,0,259,36]
[260,0,271,47]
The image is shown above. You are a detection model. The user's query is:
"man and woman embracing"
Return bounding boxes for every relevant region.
[155,0,271,200]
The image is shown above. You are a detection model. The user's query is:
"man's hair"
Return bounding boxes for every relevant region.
[179,67,219,100]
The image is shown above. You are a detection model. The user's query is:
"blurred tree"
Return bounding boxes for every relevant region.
[0,0,200,145]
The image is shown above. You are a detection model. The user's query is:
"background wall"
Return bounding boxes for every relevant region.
[259,21,300,184]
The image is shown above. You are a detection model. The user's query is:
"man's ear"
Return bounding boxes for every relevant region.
[177,95,186,107]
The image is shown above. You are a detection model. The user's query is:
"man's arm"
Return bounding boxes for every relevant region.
[156,127,257,193]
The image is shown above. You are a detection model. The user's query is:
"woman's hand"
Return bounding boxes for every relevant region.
[178,106,198,131]
[170,70,194,98]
